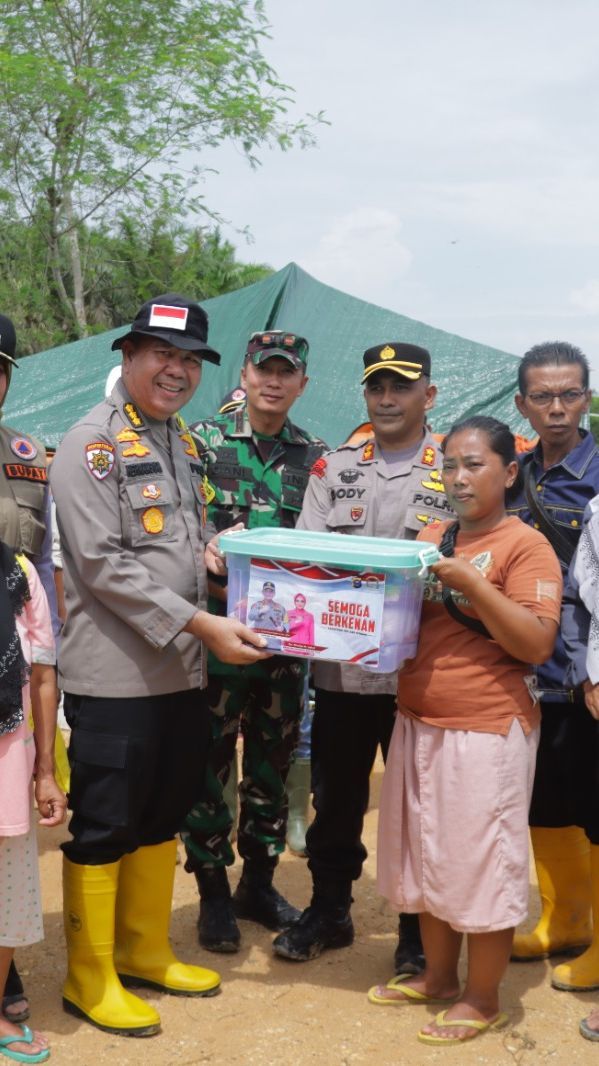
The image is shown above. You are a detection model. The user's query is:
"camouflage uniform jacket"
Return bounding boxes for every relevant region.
[191,404,327,679]
[191,405,327,534]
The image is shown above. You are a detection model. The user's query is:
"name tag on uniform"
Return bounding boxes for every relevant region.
[3,463,47,482]
[125,461,163,479]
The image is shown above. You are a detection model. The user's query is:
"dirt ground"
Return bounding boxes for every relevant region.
[21,754,599,1066]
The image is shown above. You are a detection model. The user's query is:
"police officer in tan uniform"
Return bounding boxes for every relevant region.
[273,342,451,969]
[50,294,270,1039]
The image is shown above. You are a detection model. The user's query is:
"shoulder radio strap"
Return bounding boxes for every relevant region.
[438,521,492,639]
[523,462,576,568]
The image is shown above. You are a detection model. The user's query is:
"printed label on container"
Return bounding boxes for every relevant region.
[236,558,386,665]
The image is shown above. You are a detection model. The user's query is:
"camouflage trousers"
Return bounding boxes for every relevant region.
[181,663,304,870]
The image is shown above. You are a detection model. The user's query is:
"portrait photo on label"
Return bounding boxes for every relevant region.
[237,558,386,666]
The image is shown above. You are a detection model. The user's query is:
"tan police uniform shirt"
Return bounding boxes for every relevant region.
[296,429,451,694]
[50,378,208,698]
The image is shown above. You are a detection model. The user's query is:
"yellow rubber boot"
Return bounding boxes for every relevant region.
[62,857,161,1036]
[114,840,221,996]
[511,826,592,961]
[553,844,599,990]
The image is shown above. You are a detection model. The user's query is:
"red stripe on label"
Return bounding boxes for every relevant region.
[152,305,187,320]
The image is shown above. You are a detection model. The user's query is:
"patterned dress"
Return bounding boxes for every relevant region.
[0,560,55,946]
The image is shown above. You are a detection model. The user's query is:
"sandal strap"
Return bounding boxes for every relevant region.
[432,1009,500,1031]
[0,1024,34,1048]
[385,980,429,1001]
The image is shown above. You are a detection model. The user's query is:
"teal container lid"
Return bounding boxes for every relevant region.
[222,527,439,571]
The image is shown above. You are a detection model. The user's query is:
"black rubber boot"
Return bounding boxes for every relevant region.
[232,860,301,932]
[272,882,354,962]
[393,912,425,976]
[195,868,241,954]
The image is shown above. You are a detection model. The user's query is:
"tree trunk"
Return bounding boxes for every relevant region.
[63,190,88,335]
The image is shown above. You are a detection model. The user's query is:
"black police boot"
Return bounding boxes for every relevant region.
[394,912,425,975]
[195,867,241,953]
[232,859,301,932]
[272,882,354,962]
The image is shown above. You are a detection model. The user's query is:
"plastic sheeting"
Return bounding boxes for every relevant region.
[4,262,528,447]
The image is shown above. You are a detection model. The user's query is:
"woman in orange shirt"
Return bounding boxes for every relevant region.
[368,416,562,1046]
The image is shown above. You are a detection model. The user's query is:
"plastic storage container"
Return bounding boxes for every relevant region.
[223,528,439,673]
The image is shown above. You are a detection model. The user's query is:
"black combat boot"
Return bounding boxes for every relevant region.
[272,881,354,961]
[195,867,241,953]
[394,912,425,975]
[232,859,301,931]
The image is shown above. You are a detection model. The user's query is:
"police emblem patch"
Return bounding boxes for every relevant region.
[142,483,161,500]
[351,507,364,521]
[361,441,375,462]
[141,506,164,534]
[86,442,115,481]
[340,469,361,484]
[421,445,435,467]
[380,345,395,361]
[122,441,151,458]
[10,437,37,461]
[116,428,141,443]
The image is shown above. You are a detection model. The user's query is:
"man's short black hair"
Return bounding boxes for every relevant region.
[518,341,590,394]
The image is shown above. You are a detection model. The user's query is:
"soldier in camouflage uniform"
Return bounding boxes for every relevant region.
[181,330,327,953]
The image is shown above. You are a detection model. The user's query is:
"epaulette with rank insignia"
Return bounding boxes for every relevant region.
[123,402,145,429]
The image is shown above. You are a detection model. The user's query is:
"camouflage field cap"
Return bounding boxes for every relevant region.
[246,331,309,370]
[361,342,431,384]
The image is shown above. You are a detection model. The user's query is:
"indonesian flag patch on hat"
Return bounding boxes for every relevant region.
[111,292,221,364]
[148,304,189,331]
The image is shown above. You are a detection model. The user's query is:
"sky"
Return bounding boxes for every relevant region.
[197,0,599,380]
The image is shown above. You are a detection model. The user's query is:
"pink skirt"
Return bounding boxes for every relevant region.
[377,714,539,933]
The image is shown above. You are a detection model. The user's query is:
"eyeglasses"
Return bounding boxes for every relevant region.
[525,389,588,407]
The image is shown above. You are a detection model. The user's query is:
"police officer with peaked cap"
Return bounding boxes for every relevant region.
[50,293,270,1038]
[273,342,452,970]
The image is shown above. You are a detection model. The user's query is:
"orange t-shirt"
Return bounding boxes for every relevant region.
[398,517,562,735]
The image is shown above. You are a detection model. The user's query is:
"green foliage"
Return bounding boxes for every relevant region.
[0,210,272,354]
[0,0,320,336]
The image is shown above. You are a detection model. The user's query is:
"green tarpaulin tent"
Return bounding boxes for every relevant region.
[4,262,528,447]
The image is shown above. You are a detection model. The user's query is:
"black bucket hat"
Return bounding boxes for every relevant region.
[111,293,221,365]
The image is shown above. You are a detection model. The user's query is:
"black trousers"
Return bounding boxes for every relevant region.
[529,698,599,844]
[63,689,210,865]
[306,687,396,883]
